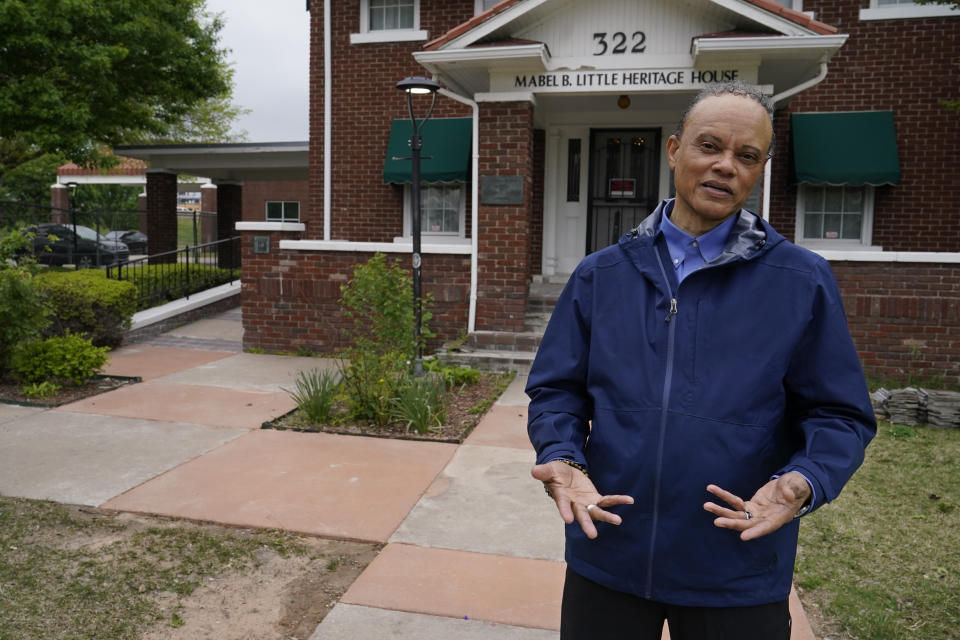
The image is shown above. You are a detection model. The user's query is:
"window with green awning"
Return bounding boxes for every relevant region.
[791,111,900,186]
[383,118,472,184]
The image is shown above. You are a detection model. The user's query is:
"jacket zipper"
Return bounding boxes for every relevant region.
[645,248,678,597]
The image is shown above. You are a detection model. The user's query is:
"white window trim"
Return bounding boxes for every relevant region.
[350,0,428,44]
[860,1,960,20]
[396,183,469,244]
[795,184,883,251]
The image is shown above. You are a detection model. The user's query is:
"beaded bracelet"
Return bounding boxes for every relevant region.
[542,458,589,498]
[554,458,589,477]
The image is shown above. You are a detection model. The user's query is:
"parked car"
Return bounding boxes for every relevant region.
[29,223,129,267]
[104,230,147,254]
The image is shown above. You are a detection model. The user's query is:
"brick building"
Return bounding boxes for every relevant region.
[137,0,960,383]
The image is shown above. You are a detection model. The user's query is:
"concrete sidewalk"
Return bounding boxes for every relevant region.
[0,309,817,639]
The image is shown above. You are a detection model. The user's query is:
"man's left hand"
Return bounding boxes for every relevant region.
[703,473,812,541]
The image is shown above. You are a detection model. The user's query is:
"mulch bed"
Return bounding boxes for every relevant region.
[0,375,141,408]
[263,371,515,444]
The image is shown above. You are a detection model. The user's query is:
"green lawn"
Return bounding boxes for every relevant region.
[795,421,960,639]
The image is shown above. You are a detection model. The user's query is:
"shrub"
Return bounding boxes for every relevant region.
[110,263,237,310]
[0,227,49,373]
[338,350,408,426]
[423,360,481,387]
[339,252,433,357]
[34,270,136,348]
[21,381,61,398]
[11,333,109,386]
[392,373,448,434]
[285,368,340,423]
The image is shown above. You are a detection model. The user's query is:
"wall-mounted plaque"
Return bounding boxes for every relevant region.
[481,175,525,205]
[253,236,270,254]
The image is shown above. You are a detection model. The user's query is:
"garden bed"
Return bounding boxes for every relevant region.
[263,371,514,444]
[0,374,141,408]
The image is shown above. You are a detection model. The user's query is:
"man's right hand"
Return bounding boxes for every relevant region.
[532,460,634,539]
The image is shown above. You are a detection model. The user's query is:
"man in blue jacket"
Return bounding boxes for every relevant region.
[526,81,876,639]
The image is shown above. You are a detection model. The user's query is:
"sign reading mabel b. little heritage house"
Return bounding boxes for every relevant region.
[506,68,742,93]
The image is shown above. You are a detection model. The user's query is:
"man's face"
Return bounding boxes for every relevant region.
[666,94,773,235]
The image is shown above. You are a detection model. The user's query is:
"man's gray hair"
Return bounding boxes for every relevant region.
[673,81,776,157]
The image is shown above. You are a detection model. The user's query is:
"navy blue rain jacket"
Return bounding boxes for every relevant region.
[527,201,876,607]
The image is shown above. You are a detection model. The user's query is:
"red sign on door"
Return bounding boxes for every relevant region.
[609,178,636,198]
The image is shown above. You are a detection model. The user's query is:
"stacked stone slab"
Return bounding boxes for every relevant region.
[872,388,960,428]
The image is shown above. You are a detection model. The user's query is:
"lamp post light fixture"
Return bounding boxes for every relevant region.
[396,75,440,376]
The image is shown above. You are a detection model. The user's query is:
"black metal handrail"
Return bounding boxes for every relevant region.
[106,237,240,310]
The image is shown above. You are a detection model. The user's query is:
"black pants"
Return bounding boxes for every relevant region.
[561,568,791,640]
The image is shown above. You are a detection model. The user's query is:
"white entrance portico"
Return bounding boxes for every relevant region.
[415,0,846,280]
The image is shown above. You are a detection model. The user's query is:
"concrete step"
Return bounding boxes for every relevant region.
[523,311,552,334]
[439,348,536,375]
[463,330,543,352]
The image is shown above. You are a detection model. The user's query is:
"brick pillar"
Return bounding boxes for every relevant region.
[145,170,178,262]
[215,182,242,269]
[50,184,69,223]
[201,183,217,243]
[475,100,535,332]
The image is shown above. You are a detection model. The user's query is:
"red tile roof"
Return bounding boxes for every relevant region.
[57,155,147,176]
[423,0,837,51]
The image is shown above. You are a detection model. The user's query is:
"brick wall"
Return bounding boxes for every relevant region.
[309,1,475,243]
[769,1,960,252]
[241,180,310,223]
[476,100,536,332]
[241,238,471,354]
[832,261,960,385]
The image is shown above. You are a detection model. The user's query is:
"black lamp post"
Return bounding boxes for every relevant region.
[66,181,79,265]
[396,75,440,376]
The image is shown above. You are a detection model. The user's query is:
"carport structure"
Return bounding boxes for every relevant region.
[113,141,309,257]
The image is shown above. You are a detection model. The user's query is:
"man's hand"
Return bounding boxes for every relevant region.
[532,460,634,539]
[703,472,812,541]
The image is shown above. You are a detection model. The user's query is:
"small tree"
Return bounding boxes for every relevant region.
[338,253,434,425]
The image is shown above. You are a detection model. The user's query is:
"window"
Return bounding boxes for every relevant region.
[370,0,414,30]
[266,201,300,222]
[795,185,876,248]
[403,183,466,240]
[860,0,959,20]
[351,0,427,44]
[475,0,501,13]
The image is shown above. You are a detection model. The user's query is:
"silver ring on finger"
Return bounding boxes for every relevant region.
[743,510,752,521]
[586,504,597,512]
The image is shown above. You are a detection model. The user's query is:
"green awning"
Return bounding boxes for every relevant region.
[383,118,472,184]
[791,111,900,185]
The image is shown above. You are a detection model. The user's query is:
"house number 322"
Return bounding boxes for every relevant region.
[593,31,647,55]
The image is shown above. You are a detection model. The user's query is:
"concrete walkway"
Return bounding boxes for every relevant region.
[0,309,817,639]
